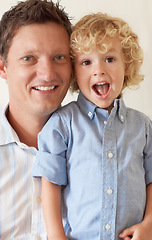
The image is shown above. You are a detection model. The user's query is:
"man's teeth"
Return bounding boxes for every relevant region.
[34,86,56,91]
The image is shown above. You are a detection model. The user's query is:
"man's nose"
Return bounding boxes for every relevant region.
[37,59,57,81]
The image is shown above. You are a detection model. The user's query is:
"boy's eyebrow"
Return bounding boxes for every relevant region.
[105,47,118,53]
[104,47,123,56]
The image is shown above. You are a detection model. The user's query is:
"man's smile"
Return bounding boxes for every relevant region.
[33,85,57,91]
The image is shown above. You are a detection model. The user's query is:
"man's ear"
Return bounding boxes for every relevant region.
[0,56,7,79]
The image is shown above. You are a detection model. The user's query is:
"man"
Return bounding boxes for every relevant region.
[0,0,72,239]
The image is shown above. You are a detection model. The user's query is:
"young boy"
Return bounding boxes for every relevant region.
[32,13,152,240]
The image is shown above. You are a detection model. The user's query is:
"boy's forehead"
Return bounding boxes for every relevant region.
[74,35,121,54]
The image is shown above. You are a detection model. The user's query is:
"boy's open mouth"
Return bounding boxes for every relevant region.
[92,82,110,96]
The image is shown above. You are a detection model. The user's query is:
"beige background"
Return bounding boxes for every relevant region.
[0,0,152,118]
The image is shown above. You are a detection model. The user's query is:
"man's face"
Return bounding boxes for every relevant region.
[4,22,71,118]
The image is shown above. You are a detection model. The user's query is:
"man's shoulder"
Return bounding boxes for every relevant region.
[0,104,8,127]
[55,101,79,116]
[0,104,14,145]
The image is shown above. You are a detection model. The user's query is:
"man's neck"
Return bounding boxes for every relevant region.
[6,107,50,149]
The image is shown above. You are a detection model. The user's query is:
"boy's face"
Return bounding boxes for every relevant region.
[74,37,127,113]
[2,22,71,119]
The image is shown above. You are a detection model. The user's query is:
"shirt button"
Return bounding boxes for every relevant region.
[17,142,26,149]
[120,115,124,122]
[36,197,41,203]
[88,111,93,117]
[105,224,111,230]
[108,152,113,159]
[104,120,107,125]
[107,188,113,195]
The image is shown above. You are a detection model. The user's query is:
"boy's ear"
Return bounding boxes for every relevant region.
[0,56,7,79]
[125,65,130,76]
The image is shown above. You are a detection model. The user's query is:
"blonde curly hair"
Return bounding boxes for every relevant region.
[70,12,144,92]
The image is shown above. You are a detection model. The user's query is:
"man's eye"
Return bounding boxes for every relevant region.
[55,55,64,60]
[105,57,115,63]
[23,56,34,61]
[82,60,91,65]
[21,56,37,65]
[55,55,69,63]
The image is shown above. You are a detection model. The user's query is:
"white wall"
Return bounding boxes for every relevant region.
[0,0,152,118]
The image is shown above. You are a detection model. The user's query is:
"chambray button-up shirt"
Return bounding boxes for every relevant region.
[32,92,152,240]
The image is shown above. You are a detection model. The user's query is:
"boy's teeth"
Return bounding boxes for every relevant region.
[35,86,55,91]
[93,82,109,95]
[96,82,106,86]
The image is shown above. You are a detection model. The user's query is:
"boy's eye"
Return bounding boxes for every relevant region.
[105,57,115,63]
[82,60,91,65]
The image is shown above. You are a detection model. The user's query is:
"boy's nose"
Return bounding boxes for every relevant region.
[93,62,106,76]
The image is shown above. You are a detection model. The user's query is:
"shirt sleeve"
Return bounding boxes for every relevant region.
[144,117,152,185]
[32,112,69,186]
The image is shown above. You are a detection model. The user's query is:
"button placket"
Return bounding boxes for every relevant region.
[100,115,117,240]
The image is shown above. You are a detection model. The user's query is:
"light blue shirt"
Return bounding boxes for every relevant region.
[32,92,152,240]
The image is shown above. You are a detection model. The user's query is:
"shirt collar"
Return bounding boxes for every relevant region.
[77,91,127,123]
[77,91,98,120]
[113,98,126,123]
[0,104,20,145]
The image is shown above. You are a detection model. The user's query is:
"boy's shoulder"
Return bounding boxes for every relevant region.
[126,105,152,125]
[115,99,152,126]
[127,105,149,117]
